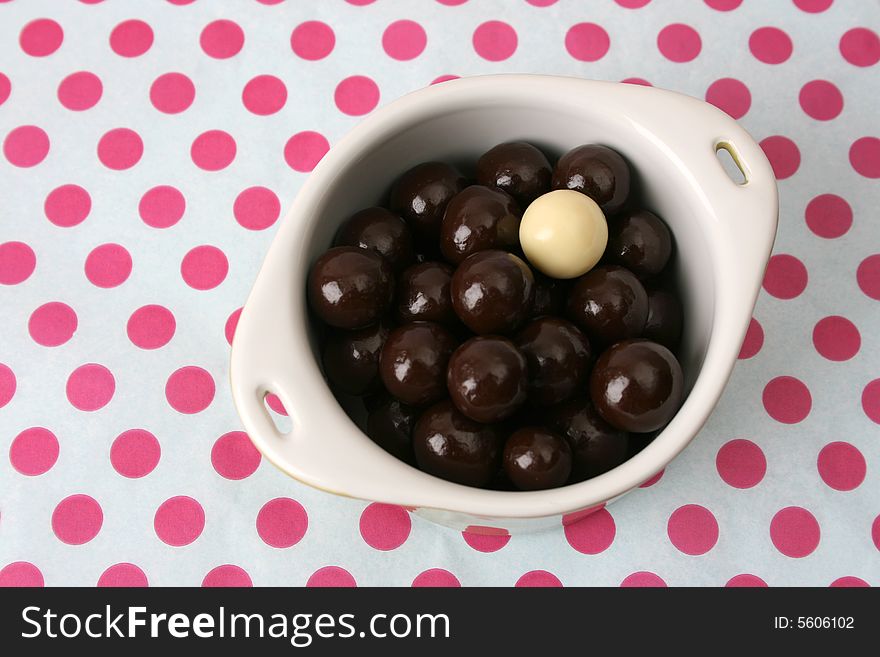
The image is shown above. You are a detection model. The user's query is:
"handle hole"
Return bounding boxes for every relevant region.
[715,142,748,185]
[263,391,292,434]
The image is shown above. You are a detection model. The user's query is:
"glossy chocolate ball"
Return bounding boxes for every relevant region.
[551,144,631,215]
[590,339,684,432]
[606,210,672,279]
[516,317,592,406]
[447,336,528,423]
[396,261,457,326]
[475,141,552,207]
[413,400,503,487]
[531,274,567,317]
[390,161,467,244]
[322,321,389,396]
[566,265,648,346]
[643,287,683,350]
[379,322,457,406]
[451,250,535,334]
[547,397,629,482]
[502,427,572,491]
[308,246,394,329]
[366,396,419,464]
[334,206,414,273]
[440,185,521,264]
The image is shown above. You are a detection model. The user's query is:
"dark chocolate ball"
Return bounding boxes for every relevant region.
[590,339,684,433]
[412,400,503,488]
[551,144,631,215]
[516,317,592,406]
[475,141,552,207]
[451,250,535,334]
[502,427,572,491]
[530,274,567,318]
[322,321,389,396]
[366,396,419,464]
[440,185,521,264]
[606,210,672,279]
[379,322,457,406]
[447,336,528,423]
[643,287,683,350]
[307,246,394,329]
[396,261,457,326]
[333,206,414,273]
[389,161,467,244]
[566,265,648,346]
[546,397,629,482]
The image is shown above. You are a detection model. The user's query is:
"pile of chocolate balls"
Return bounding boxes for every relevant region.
[307,141,684,491]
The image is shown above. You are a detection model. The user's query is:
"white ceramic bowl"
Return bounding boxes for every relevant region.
[230,75,778,534]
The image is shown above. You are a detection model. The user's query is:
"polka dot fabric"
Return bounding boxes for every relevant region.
[0,1,876,588]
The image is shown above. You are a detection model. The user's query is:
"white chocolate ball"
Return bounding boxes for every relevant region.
[519,189,608,279]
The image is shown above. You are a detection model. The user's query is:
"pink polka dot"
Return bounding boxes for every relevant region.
[0,562,44,587]
[704,0,742,9]
[857,255,880,300]
[28,302,77,347]
[812,316,860,361]
[127,305,176,349]
[818,442,866,491]
[763,376,811,424]
[0,241,36,284]
[57,71,102,111]
[0,73,9,105]
[225,307,242,345]
[382,20,427,61]
[431,74,460,85]
[412,569,460,587]
[472,21,518,61]
[849,137,880,178]
[291,21,335,60]
[621,571,666,587]
[284,131,330,172]
[167,0,197,4]
[749,27,793,64]
[805,194,852,238]
[564,508,616,554]
[45,184,91,227]
[307,566,357,587]
[234,186,280,230]
[726,574,767,587]
[110,19,153,57]
[265,393,287,415]
[211,431,261,480]
[165,366,215,414]
[640,469,664,487]
[110,429,161,478]
[256,0,285,4]
[667,505,719,555]
[793,0,832,12]
[759,136,800,180]
[190,130,236,171]
[0,363,14,409]
[97,128,143,170]
[334,76,380,116]
[462,526,510,552]
[615,0,651,7]
[657,24,702,62]
[706,78,751,119]
[830,576,869,588]
[66,363,115,411]
[4,125,50,167]
[200,20,244,59]
[20,19,63,57]
[525,0,557,5]
[770,506,820,558]
[565,23,610,62]
[9,427,59,476]
[716,439,766,488]
[516,571,563,587]
[437,0,469,4]
[52,494,103,545]
[154,496,205,546]
[763,254,807,299]
[150,73,195,114]
[359,503,412,551]
[874,515,880,551]
[622,77,652,86]
[242,75,287,115]
[139,185,185,228]
[346,0,376,5]
[561,503,606,525]
[862,380,880,424]
[203,565,252,587]
[181,245,228,290]
[799,80,843,120]
[840,28,880,67]
[84,243,132,288]
[256,498,308,548]
[98,563,148,587]
[738,317,764,359]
